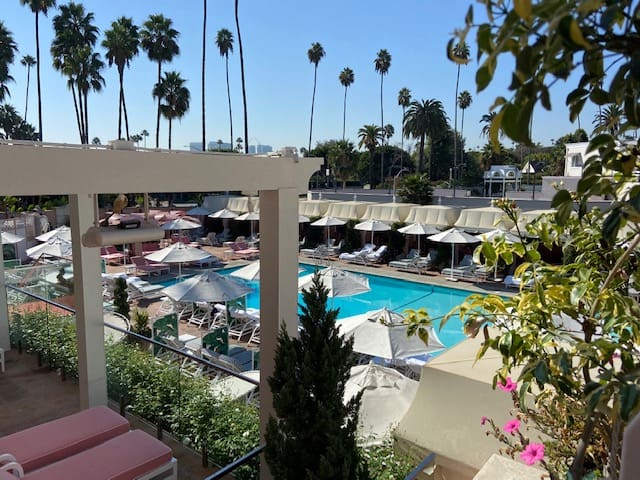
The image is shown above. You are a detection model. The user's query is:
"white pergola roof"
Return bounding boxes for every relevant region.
[359,202,417,223]
[454,207,515,233]
[298,199,333,218]
[324,201,374,220]
[404,205,461,229]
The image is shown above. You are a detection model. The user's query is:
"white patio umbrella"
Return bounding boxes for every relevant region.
[36,225,72,242]
[310,216,346,246]
[298,266,370,298]
[186,206,212,216]
[398,223,440,254]
[1,232,24,245]
[428,227,480,280]
[145,242,212,278]
[208,208,239,219]
[162,271,252,303]
[344,362,419,446]
[338,307,445,359]
[27,237,73,259]
[230,261,303,282]
[161,217,201,231]
[355,220,391,245]
[298,215,310,223]
[235,211,260,239]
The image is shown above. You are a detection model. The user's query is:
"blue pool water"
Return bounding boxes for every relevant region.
[219,264,471,349]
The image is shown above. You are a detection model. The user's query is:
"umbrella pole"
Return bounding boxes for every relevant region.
[450,244,455,280]
[417,235,421,255]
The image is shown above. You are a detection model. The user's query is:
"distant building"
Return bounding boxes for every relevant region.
[482,165,522,196]
[249,144,273,154]
[189,141,233,152]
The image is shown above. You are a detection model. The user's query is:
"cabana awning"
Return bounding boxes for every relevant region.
[454,207,514,233]
[403,205,461,229]
[226,196,259,213]
[360,202,417,223]
[324,201,374,220]
[298,199,333,218]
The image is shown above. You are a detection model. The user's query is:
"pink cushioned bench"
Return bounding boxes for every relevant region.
[23,430,175,480]
[0,406,129,473]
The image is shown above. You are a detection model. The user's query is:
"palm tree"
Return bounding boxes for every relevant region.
[140,14,180,148]
[20,54,36,121]
[338,67,354,141]
[307,42,325,152]
[450,41,470,193]
[102,17,139,140]
[51,2,102,144]
[403,99,448,176]
[593,104,625,137]
[20,0,56,141]
[141,128,149,147]
[357,124,383,187]
[235,136,243,152]
[480,111,497,139]
[235,0,248,154]
[216,28,234,149]
[374,49,391,186]
[153,70,190,150]
[457,90,472,169]
[0,22,17,102]
[397,87,411,169]
[201,0,207,152]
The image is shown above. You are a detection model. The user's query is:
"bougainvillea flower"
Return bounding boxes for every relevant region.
[480,416,488,425]
[520,443,545,465]
[504,418,521,434]
[497,377,517,392]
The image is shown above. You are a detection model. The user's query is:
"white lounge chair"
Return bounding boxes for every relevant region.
[363,245,387,264]
[187,301,213,328]
[339,243,376,262]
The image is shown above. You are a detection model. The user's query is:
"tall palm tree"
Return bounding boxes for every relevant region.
[593,104,625,137]
[141,128,149,148]
[216,28,234,149]
[140,14,180,148]
[397,87,411,169]
[480,111,497,139]
[450,41,470,192]
[374,49,391,185]
[51,2,102,144]
[338,67,354,141]
[357,124,383,187]
[20,54,36,121]
[153,70,190,150]
[403,99,448,176]
[20,0,56,141]
[307,42,325,152]
[201,0,207,152]
[457,90,472,168]
[102,16,139,140]
[0,22,17,102]
[235,0,248,154]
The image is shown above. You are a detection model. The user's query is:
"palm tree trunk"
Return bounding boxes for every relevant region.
[122,84,131,140]
[117,68,124,140]
[24,66,31,121]
[460,107,466,172]
[70,83,83,143]
[368,148,374,187]
[380,75,384,186]
[308,65,318,153]
[235,0,249,154]
[201,0,207,152]
[342,86,347,141]
[168,118,172,150]
[155,62,161,148]
[400,106,405,170]
[453,64,460,194]
[225,56,233,148]
[35,13,43,141]
[83,88,90,144]
[418,134,425,174]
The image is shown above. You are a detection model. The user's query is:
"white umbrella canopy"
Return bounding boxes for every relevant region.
[209,208,239,219]
[298,267,370,298]
[475,228,521,244]
[298,215,310,223]
[145,242,211,278]
[398,223,440,254]
[355,220,391,245]
[27,238,73,259]
[338,307,445,359]
[428,227,480,279]
[186,206,212,216]
[235,211,260,238]
[230,261,303,282]
[344,362,419,446]
[1,232,24,244]
[162,271,252,303]
[311,216,346,246]
[36,225,72,242]
[161,217,201,231]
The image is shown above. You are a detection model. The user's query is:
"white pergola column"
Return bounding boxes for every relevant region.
[69,194,107,408]
[258,187,299,479]
[0,242,9,351]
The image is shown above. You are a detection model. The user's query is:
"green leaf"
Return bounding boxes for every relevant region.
[534,360,549,383]
[620,384,640,421]
[476,65,492,92]
[589,88,610,105]
[513,0,532,21]
[570,284,587,305]
[602,207,622,245]
[551,189,573,224]
[587,134,614,153]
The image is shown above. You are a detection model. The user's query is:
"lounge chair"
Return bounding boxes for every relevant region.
[0,406,129,474]
[441,254,478,279]
[130,256,170,277]
[187,301,213,328]
[1,430,176,480]
[188,254,221,268]
[127,278,165,300]
[363,245,387,264]
[338,243,376,262]
[99,246,126,265]
[300,244,330,260]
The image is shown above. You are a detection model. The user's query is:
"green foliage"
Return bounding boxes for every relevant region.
[265,275,369,480]
[396,174,433,205]
[113,277,130,319]
[387,223,406,261]
[361,441,414,480]
[130,308,151,337]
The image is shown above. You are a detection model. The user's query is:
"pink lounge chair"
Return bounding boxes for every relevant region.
[2,430,176,480]
[0,406,129,474]
[100,246,126,265]
[130,256,170,277]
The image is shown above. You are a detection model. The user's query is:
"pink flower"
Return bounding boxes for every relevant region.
[480,416,488,425]
[498,377,517,392]
[504,419,521,434]
[520,443,545,465]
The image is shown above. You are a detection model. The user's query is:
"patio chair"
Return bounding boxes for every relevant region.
[127,278,165,300]
[187,301,213,329]
[130,256,170,277]
[99,246,126,265]
[338,243,376,261]
[363,245,388,264]
[441,254,478,279]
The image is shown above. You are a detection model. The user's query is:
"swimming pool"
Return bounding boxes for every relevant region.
[221,264,471,349]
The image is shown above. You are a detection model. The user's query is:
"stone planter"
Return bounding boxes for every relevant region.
[108,140,136,151]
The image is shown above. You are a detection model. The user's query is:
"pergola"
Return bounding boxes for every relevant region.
[0,141,320,478]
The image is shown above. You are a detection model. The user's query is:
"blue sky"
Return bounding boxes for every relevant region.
[4,1,593,152]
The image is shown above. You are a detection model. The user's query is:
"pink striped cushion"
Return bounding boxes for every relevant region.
[0,406,129,472]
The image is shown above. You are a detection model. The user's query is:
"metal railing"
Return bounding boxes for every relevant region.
[403,452,436,480]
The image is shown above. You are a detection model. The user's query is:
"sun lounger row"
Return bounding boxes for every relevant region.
[0,406,176,480]
[389,249,437,274]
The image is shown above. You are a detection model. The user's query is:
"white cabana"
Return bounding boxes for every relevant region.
[359,202,417,223]
[298,199,332,218]
[324,201,374,220]
[482,165,522,196]
[404,205,461,229]
[454,207,515,233]
[515,209,556,234]
[226,196,259,213]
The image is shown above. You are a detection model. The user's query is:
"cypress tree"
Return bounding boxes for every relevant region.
[265,274,369,479]
[113,277,130,319]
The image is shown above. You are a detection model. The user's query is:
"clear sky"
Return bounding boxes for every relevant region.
[4,1,593,152]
